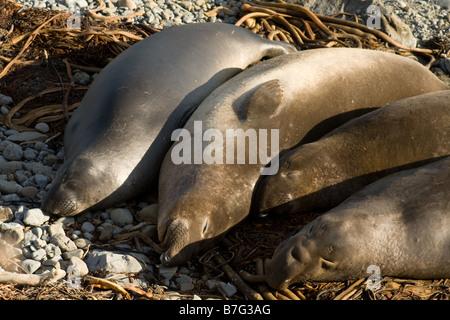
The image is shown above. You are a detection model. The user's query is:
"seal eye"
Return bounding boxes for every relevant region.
[202,218,209,235]
[64,180,78,190]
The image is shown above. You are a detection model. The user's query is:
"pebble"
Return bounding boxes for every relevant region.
[34,122,50,133]
[80,221,95,233]
[45,243,62,258]
[3,143,23,161]
[51,233,78,252]
[54,217,75,226]
[23,148,38,160]
[176,274,194,291]
[74,237,91,249]
[48,223,65,237]
[109,208,134,227]
[205,279,221,290]
[137,204,158,224]
[33,173,49,189]
[23,208,50,227]
[85,249,145,273]
[21,259,41,274]
[0,106,9,116]
[68,256,89,276]
[43,258,60,269]
[0,222,24,245]
[218,282,237,297]
[158,264,178,281]
[73,71,90,85]
[7,132,48,143]
[62,248,84,260]
[31,248,47,261]
[1,161,23,174]
[119,0,137,10]
[0,94,13,106]
[18,186,39,199]
[0,206,13,222]
[0,180,21,194]
[441,58,450,75]
[23,227,42,244]
[98,223,115,242]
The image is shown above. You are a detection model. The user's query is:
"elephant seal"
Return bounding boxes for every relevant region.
[255,90,450,216]
[41,23,296,216]
[157,47,448,266]
[265,156,450,290]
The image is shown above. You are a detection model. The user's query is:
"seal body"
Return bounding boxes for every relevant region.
[157,47,448,266]
[265,156,450,290]
[255,90,450,215]
[42,23,296,216]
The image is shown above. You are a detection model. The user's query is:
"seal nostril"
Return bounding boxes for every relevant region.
[160,252,171,264]
[290,246,302,261]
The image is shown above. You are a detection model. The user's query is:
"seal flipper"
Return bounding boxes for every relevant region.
[245,79,284,121]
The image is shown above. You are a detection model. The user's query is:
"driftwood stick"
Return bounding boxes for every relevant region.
[254,258,277,300]
[282,288,301,300]
[0,269,66,286]
[213,252,263,300]
[114,231,163,254]
[239,270,266,283]
[334,278,366,300]
[86,275,131,299]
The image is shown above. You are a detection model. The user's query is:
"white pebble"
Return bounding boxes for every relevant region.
[21,259,41,274]
[23,208,50,227]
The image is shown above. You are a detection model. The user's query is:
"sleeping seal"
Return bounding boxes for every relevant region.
[254,90,450,215]
[157,47,448,266]
[265,156,450,290]
[42,23,296,216]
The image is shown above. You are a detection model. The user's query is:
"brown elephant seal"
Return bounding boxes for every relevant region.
[265,156,450,290]
[157,47,448,266]
[254,90,450,216]
[41,23,296,217]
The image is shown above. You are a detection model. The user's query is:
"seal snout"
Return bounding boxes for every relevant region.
[265,257,292,291]
[42,196,79,217]
[160,252,172,265]
[159,218,191,266]
[256,177,295,215]
[265,235,312,290]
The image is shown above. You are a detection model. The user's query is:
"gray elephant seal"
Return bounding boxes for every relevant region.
[255,90,450,215]
[41,23,296,216]
[157,47,448,266]
[265,156,450,290]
